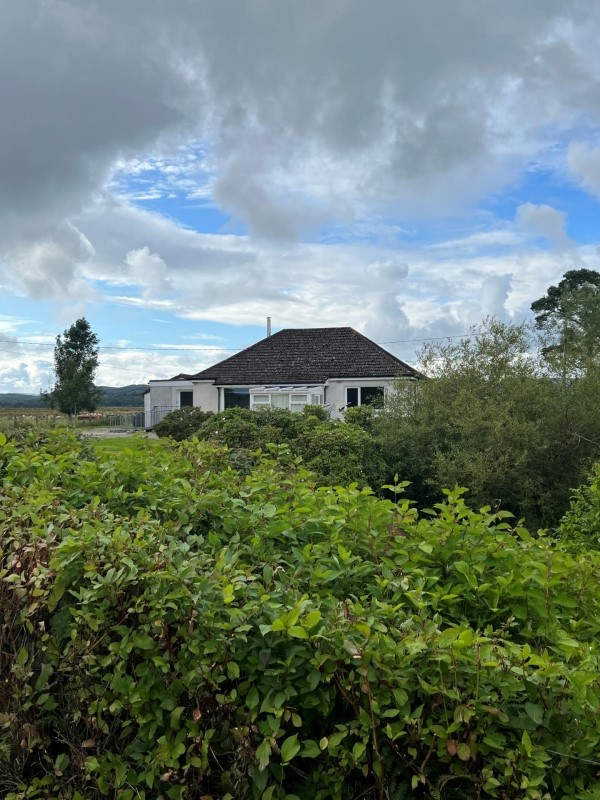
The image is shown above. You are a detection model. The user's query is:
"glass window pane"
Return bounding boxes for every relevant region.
[346,388,359,407]
[360,387,384,406]
[180,391,193,407]
[252,395,270,403]
[291,395,308,402]
[271,394,289,408]
[224,388,250,409]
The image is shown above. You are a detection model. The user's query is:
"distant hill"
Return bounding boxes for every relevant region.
[0,385,147,409]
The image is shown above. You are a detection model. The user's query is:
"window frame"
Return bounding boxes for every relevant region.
[345,385,385,408]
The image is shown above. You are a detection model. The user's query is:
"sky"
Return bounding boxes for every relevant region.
[2,0,600,393]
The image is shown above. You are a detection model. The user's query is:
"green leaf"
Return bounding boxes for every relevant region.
[247,687,260,710]
[227,661,240,680]
[525,702,544,726]
[456,743,470,761]
[280,734,301,762]
[301,739,321,758]
[288,626,308,639]
[54,753,70,775]
[132,632,155,650]
[256,739,271,771]
[304,610,321,628]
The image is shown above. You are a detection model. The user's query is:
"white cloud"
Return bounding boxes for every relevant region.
[125,246,172,299]
[516,202,572,249]
[567,141,600,198]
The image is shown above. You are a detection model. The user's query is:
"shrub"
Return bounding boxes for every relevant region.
[194,407,384,489]
[154,407,214,440]
[3,430,600,798]
[344,404,377,432]
[295,420,387,488]
[558,461,600,549]
[301,404,330,422]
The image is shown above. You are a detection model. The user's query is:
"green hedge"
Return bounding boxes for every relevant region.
[2,430,600,799]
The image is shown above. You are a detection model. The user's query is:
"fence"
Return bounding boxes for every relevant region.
[142,406,179,429]
[102,411,147,430]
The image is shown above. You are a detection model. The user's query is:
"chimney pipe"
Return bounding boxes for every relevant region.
[266,316,272,337]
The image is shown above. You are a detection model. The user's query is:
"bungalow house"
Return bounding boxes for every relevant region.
[144,327,420,425]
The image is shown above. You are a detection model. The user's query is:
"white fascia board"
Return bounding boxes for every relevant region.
[149,380,194,387]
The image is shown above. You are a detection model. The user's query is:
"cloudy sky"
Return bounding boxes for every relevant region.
[2,0,600,392]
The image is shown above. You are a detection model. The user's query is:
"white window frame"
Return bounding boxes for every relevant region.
[249,387,324,412]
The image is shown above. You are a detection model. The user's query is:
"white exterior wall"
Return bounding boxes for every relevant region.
[145,380,194,426]
[193,382,219,412]
[325,378,398,419]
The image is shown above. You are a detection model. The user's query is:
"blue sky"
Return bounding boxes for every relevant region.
[2,1,600,393]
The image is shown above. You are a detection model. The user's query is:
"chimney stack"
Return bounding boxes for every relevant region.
[266,316,272,337]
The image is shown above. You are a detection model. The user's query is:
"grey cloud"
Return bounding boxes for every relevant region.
[1,0,599,251]
[568,142,600,199]
[479,274,512,319]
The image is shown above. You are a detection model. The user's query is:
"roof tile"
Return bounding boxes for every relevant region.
[185,327,420,384]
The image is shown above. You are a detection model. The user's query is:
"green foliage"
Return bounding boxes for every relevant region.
[559,461,600,550]
[2,430,600,798]
[531,268,600,372]
[301,404,330,422]
[157,407,382,489]
[376,318,600,528]
[294,419,386,488]
[41,318,101,418]
[344,404,377,432]
[154,407,215,441]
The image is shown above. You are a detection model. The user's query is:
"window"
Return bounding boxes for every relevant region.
[346,386,384,408]
[224,388,250,409]
[179,391,193,407]
[271,394,289,409]
[249,388,324,412]
[346,388,359,408]
[290,394,308,413]
[361,386,384,406]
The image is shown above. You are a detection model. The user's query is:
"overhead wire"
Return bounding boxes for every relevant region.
[0,332,476,353]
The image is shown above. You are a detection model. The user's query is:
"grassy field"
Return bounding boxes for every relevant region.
[0,407,144,431]
[87,435,160,454]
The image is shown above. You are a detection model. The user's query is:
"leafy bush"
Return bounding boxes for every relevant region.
[301,404,330,422]
[3,430,600,798]
[154,407,214,440]
[180,407,383,489]
[344,404,377,432]
[294,420,387,488]
[559,462,600,550]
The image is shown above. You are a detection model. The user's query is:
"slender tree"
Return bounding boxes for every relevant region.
[531,268,600,373]
[42,318,101,419]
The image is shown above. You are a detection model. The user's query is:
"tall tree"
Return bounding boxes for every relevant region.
[531,268,600,372]
[375,318,600,528]
[42,318,101,419]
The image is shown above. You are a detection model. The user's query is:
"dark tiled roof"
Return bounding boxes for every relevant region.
[185,327,420,385]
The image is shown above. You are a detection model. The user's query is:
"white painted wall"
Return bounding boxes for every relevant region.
[145,380,194,425]
[193,382,219,412]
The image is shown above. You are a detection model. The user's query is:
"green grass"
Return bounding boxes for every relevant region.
[87,435,160,454]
